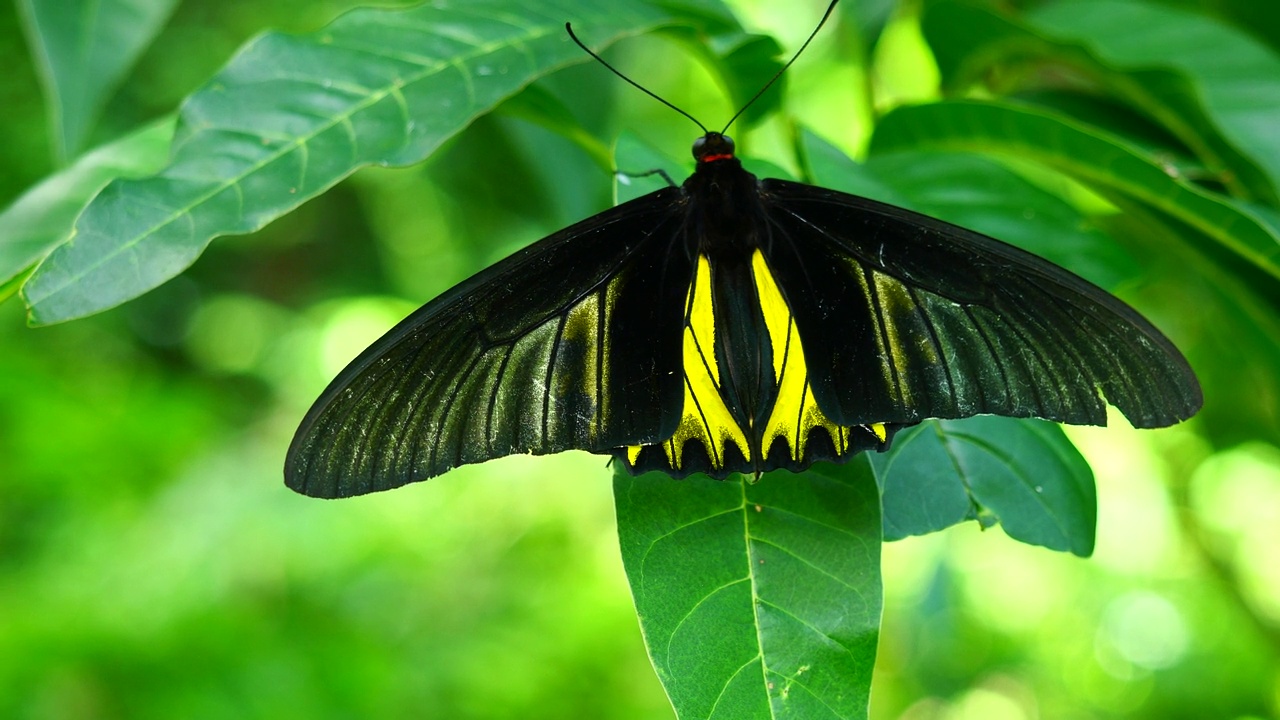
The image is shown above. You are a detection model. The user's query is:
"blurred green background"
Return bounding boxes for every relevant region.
[2,0,1279,718]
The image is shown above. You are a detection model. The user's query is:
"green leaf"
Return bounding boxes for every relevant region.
[615,462,881,720]
[1026,0,1280,202]
[17,0,179,161]
[869,100,1280,283]
[20,0,689,325]
[871,417,1096,556]
[921,0,1280,204]
[648,0,739,30]
[801,129,1137,290]
[0,116,175,304]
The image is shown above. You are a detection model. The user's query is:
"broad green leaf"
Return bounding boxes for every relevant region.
[615,462,881,720]
[17,0,179,161]
[922,0,1280,204]
[869,100,1280,283]
[870,417,1096,556]
[1027,0,1280,202]
[20,0,693,325]
[0,116,175,304]
[801,130,1137,290]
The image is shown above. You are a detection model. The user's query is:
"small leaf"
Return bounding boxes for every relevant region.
[871,417,1096,556]
[615,461,881,720]
[0,116,175,303]
[17,0,179,161]
[21,0,686,325]
[869,100,1280,283]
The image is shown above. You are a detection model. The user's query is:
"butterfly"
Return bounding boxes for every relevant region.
[285,5,1201,500]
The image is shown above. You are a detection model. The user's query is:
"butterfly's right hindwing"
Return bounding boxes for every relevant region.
[286,191,692,498]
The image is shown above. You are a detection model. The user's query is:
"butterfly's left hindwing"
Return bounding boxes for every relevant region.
[286,191,693,498]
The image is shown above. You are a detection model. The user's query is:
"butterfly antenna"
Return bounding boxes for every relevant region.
[720,0,840,134]
[566,22,708,135]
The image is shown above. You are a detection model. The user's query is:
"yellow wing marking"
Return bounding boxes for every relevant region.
[753,250,884,461]
[625,252,886,474]
[560,292,601,410]
[626,255,750,470]
[666,255,751,468]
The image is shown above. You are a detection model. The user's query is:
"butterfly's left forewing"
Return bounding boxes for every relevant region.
[757,179,1201,431]
[286,190,694,498]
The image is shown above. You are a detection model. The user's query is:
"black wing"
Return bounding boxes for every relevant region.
[758,179,1201,429]
[286,189,695,498]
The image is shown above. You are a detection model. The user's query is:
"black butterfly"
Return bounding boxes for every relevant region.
[285,10,1201,500]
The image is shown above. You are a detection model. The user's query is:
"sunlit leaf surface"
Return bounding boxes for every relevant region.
[615,463,881,720]
[0,117,174,301]
[21,0,678,324]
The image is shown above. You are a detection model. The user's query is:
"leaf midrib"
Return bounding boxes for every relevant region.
[30,20,563,305]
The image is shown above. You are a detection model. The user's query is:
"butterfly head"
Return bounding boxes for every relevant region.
[693,133,736,164]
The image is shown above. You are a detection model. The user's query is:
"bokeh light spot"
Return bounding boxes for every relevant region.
[318,297,414,380]
[943,687,1027,720]
[187,294,283,374]
[1098,591,1189,671]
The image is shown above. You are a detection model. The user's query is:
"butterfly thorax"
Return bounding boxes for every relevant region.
[683,133,766,255]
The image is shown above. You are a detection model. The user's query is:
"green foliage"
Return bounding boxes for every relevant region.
[873,418,1095,555]
[871,100,1280,282]
[16,0,181,163]
[615,462,882,719]
[2,0,1279,718]
[0,117,174,301]
[18,0,677,324]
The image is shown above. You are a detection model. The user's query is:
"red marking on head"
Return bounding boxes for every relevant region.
[699,153,735,164]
